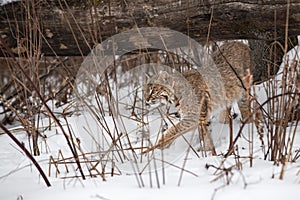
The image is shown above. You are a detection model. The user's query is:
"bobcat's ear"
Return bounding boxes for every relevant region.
[158,71,170,81]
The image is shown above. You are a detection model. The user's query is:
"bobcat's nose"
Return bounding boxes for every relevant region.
[145,95,150,102]
[145,96,151,103]
[145,99,156,106]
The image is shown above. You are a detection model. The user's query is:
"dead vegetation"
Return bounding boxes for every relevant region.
[0,0,299,188]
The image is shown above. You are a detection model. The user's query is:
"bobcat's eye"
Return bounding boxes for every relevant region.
[149,88,154,97]
[145,86,155,102]
[160,91,170,102]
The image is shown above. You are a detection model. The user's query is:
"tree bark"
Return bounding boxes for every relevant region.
[0,0,299,56]
[249,36,298,83]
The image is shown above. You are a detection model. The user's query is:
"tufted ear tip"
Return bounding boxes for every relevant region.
[159,71,169,76]
[158,71,170,81]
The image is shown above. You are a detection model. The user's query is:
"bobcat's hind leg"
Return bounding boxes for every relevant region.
[237,92,250,121]
[219,93,250,123]
[237,92,265,123]
[218,107,232,124]
[197,121,216,156]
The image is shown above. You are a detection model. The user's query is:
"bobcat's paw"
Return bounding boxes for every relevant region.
[141,134,176,154]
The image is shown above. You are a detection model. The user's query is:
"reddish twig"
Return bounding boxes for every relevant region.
[0,122,51,187]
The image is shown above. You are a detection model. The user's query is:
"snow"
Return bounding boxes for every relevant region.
[1,46,300,200]
[0,0,18,5]
[1,127,299,200]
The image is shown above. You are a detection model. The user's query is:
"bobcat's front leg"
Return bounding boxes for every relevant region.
[142,119,197,154]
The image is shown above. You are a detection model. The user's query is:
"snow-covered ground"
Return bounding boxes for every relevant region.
[1,45,300,200]
[1,119,299,200]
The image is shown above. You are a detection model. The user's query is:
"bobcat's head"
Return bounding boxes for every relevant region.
[144,71,175,105]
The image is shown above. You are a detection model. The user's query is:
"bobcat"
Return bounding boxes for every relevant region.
[143,41,252,154]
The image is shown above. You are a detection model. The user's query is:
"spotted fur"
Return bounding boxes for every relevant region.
[143,42,252,154]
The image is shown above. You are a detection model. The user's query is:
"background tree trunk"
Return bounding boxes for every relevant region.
[249,37,298,83]
[0,0,299,82]
[0,0,299,56]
